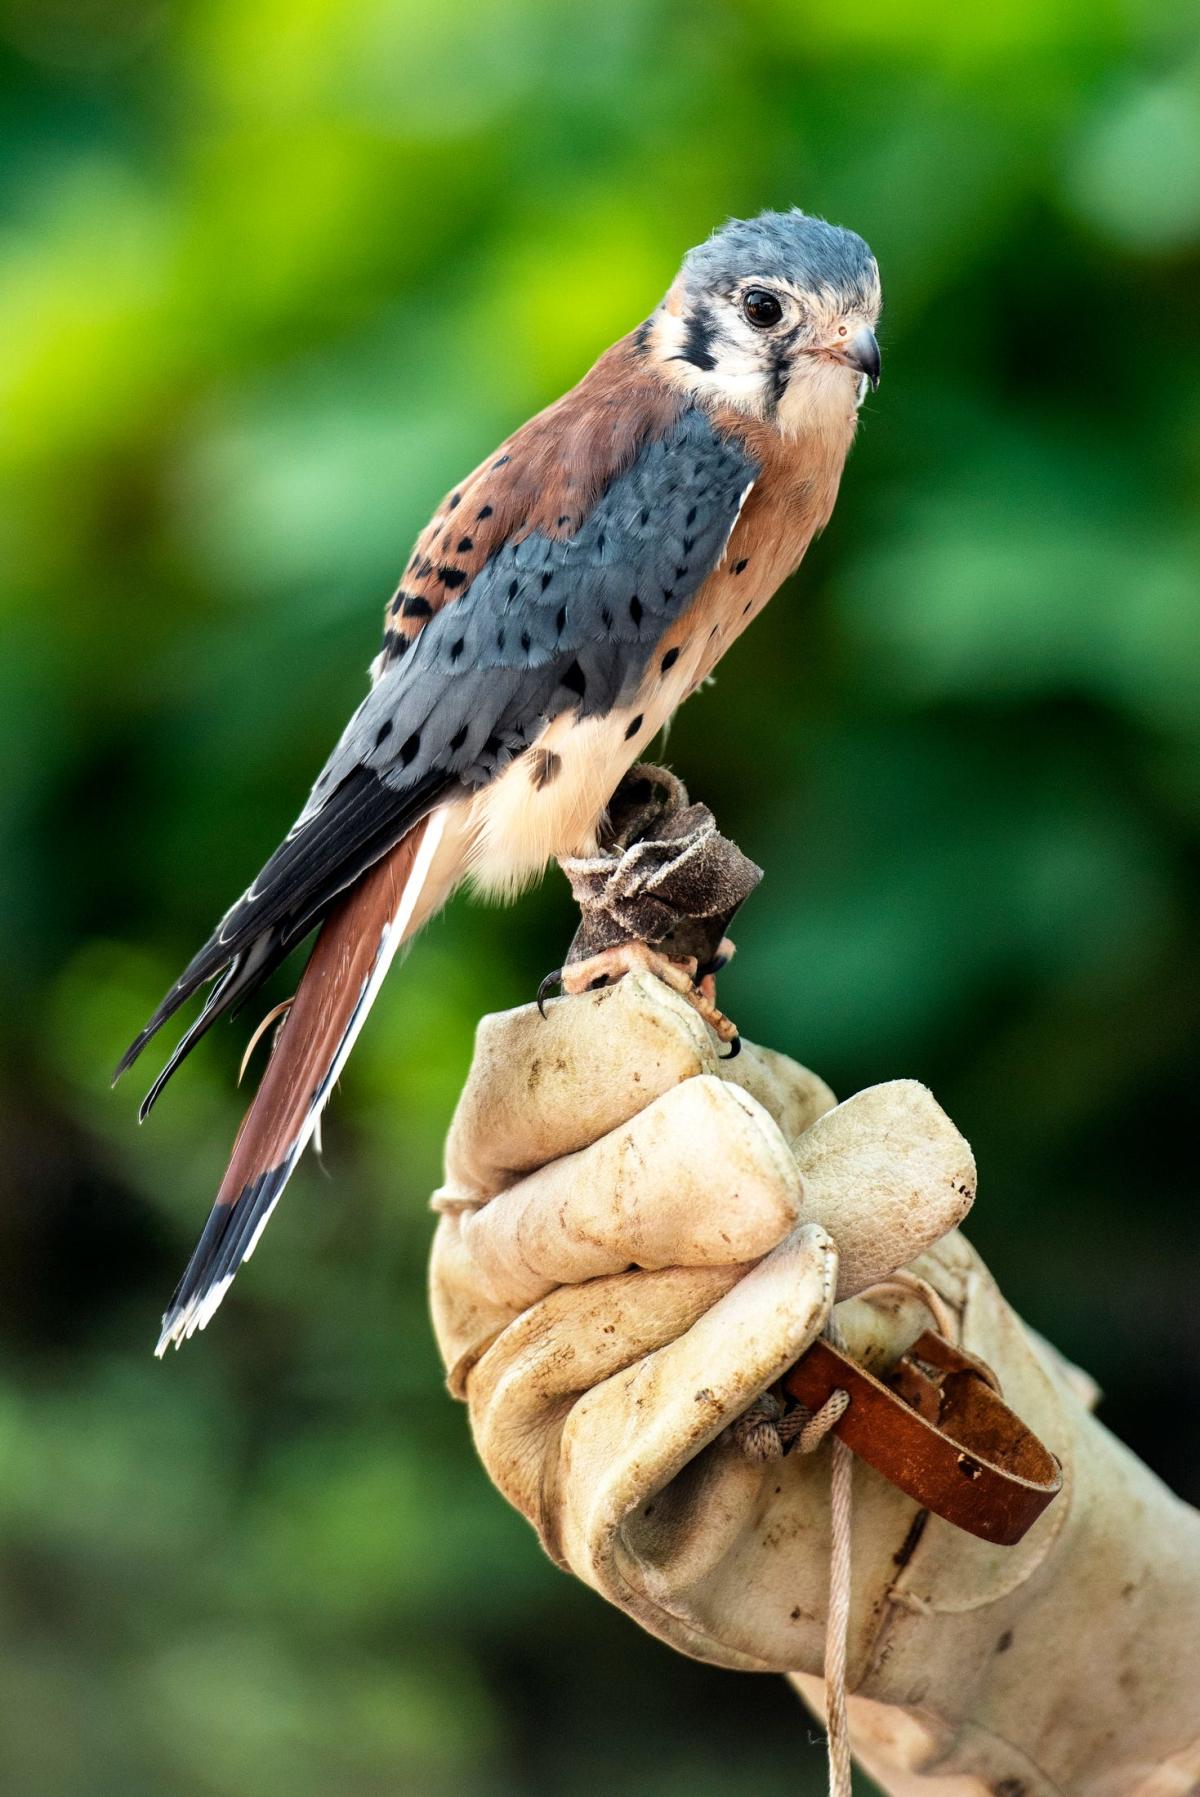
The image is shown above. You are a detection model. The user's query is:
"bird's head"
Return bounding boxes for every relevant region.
[651,209,882,437]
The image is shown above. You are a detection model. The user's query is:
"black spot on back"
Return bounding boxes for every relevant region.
[402,593,432,618]
[661,646,680,673]
[400,731,421,767]
[624,714,643,740]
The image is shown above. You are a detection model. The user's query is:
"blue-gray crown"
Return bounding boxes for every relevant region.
[682,209,877,305]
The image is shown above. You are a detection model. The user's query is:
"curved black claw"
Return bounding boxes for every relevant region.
[695,951,730,983]
[536,967,564,1019]
[719,1033,742,1060]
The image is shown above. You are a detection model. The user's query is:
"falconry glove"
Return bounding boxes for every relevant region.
[429,976,1200,1796]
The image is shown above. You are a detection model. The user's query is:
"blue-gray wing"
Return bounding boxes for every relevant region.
[117,406,757,1097]
[322,405,757,801]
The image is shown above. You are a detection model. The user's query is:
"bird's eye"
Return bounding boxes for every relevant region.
[742,288,783,328]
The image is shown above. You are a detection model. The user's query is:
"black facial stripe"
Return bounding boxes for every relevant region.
[768,346,791,410]
[678,302,717,372]
[760,321,807,414]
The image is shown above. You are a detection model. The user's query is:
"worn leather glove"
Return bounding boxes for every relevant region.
[430,976,1200,1795]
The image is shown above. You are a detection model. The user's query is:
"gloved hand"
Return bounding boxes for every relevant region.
[429,976,1200,1794]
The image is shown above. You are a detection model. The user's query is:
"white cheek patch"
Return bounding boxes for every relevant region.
[655,308,768,418]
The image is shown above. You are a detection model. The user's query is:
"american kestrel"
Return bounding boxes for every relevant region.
[117,208,882,1353]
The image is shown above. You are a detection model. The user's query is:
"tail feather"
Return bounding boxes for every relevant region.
[114,765,448,1109]
[155,810,448,1354]
[132,934,289,1121]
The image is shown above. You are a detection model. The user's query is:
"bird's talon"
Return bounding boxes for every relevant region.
[536,968,564,1018]
[696,937,736,983]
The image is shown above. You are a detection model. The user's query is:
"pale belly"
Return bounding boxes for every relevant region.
[456,550,783,901]
[463,701,656,899]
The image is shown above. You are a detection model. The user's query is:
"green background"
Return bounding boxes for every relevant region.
[2,2,1197,1792]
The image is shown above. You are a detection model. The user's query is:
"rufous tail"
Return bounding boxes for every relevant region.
[155,811,447,1354]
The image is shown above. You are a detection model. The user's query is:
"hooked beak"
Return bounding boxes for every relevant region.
[843,325,881,391]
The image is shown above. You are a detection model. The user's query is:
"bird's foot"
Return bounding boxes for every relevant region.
[538,938,740,1055]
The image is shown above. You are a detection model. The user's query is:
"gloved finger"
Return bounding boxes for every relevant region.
[431,1076,800,1391]
[834,1288,937,1372]
[466,1261,748,1529]
[440,973,837,1201]
[429,1213,521,1396]
[441,974,716,1198]
[429,1208,734,1403]
[792,1080,976,1298]
[552,1223,837,1581]
[460,1076,801,1302]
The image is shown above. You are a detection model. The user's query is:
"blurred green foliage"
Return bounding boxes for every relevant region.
[1,2,1197,1792]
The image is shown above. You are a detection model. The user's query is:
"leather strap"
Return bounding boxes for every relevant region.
[782,1330,1062,1546]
